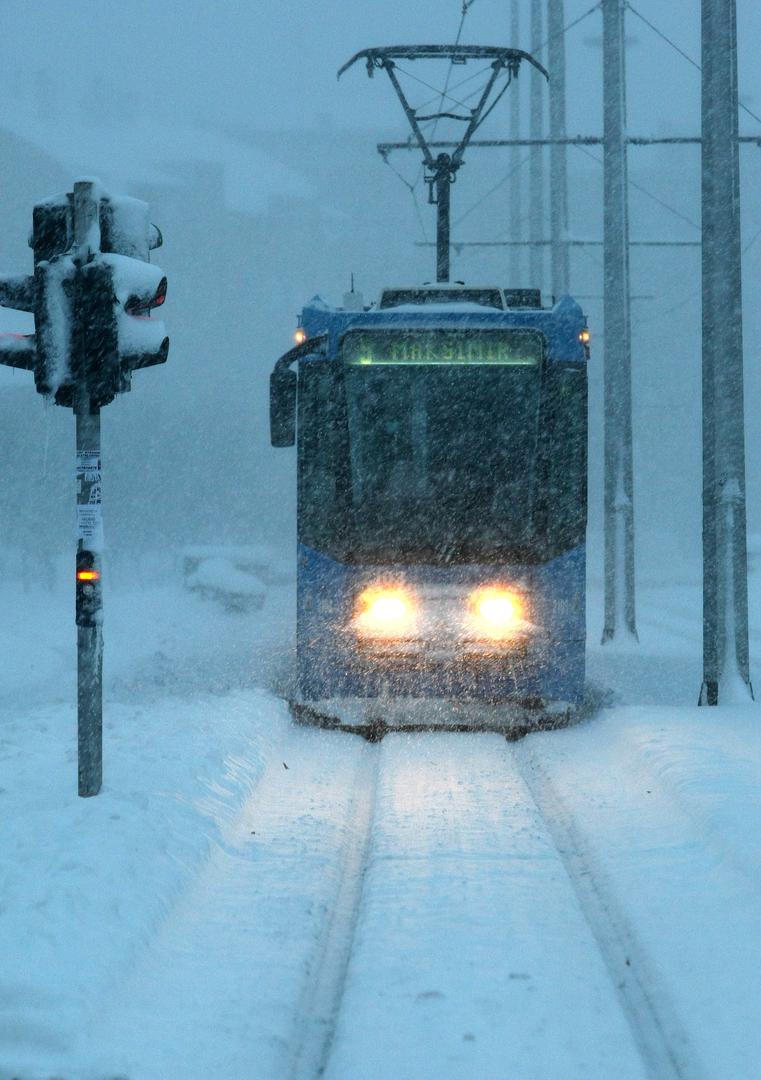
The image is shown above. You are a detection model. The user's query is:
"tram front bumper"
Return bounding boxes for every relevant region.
[355,635,531,660]
[291,695,575,735]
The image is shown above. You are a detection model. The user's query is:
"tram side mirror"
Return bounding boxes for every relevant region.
[270,368,297,447]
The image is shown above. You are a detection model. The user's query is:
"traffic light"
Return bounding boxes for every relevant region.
[75,549,102,628]
[0,182,169,408]
[0,179,170,799]
[71,256,169,409]
[97,253,169,404]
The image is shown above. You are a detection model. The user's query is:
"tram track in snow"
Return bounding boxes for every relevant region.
[287,741,380,1080]
[79,717,719,1079]
[512,741,701,1080]
[76,720,379,1080]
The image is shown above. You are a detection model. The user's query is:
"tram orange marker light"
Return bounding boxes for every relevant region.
[76,570,100,582]
[294,328,307,345]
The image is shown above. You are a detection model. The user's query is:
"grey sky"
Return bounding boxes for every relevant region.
[2,1,761,569]
[1,1,760,137]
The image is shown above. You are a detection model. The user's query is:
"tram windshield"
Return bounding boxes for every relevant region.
[298,328,555,564]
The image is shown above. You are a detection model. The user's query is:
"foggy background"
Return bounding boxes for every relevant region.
[1,0,761,608]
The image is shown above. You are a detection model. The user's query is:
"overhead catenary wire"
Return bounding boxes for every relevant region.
[381,0,481,242]
[573,143,702,232]
[379,147,430,241]
[638,218,761,326]
[431,0,477,138]
[450,0,601,231]
[599,4,761,330]
[539,1,602,52]
[382,1,742,262]
[477,70,514,131]
[454,153,532,228]
[412,1,478,190]
[626,2,761,130]
[376,2,616,258]
[394,65,482,117]
[414,63,494,120]
[411,2,600,122]
[416,1,600,124]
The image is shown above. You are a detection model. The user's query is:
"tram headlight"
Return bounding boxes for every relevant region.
[353,587,417,637]
[469,587,525,638]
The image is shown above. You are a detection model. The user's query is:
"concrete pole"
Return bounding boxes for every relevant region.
[509,0,522,286]
[529,0,545,291]
[601,0,637,643]
[700,0,753,703]
[548,0,570,296]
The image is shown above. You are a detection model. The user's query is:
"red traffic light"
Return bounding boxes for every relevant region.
[125,276,167,316]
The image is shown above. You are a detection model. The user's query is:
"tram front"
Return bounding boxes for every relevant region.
[271,294,588,732]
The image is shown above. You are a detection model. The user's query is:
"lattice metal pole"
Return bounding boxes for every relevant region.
[548,0,570,296]
[700,0,752,703]
[601,0,637,643]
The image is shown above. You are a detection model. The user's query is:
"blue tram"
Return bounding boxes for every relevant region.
[270,284,588,735]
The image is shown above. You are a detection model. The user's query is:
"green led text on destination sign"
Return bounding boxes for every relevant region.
[343,328,543,366]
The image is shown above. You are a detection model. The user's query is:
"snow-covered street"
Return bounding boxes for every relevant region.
[2,569,761,1079]
[3,1,761,1076]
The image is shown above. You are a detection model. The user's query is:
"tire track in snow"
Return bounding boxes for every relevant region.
[287,739,380,1080]
[513,743,703,1080]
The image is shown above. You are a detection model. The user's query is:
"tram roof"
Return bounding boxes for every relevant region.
[299,293,588,364]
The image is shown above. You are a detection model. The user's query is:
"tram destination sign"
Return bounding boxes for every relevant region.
[343,328,543,367]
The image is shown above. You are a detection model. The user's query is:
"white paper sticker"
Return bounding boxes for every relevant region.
[76,450,103,548]
[77,504,104,547]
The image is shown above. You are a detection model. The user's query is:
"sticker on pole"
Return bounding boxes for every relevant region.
[77,505,103,546]
[76,451,103,547]
[77,452,101,485]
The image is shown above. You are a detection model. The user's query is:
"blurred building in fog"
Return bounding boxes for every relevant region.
[0,100,324,579]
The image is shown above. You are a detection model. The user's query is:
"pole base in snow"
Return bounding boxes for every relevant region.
[600,626,639,646]
[699,676,754,707]
[699,679,718,706]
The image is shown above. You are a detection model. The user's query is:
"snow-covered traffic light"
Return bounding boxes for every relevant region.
[73,255,169,408]
[0,180,170,798]
[0,183,169,408]
[98,254,169,403]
